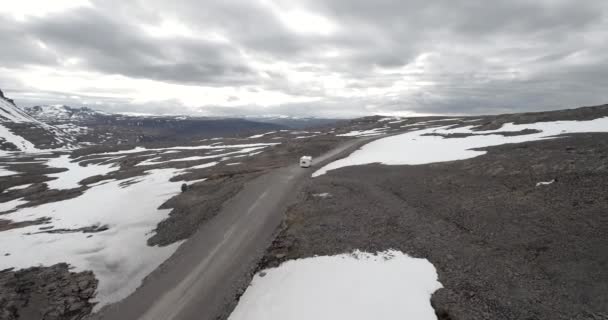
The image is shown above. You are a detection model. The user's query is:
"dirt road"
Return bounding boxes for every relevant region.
[91,137,369,320]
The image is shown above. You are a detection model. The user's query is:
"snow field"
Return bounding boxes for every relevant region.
[0,168,184,309]
[0,140,281,309]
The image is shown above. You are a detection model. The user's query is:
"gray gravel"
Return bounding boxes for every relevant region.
[260,132,608,320]
[0,264,97,320]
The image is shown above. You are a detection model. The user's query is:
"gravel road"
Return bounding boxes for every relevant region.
[90,137,370,320]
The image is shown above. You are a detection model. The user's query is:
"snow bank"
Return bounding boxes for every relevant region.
[314,117,608,177]
[229,250,442,320]
[0,168,184,309]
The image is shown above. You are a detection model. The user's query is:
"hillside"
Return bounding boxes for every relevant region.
[24,105,109,123]
[22,104,288,145]
[0,90,75,154]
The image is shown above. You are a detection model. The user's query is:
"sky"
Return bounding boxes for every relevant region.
[1,0,607,118]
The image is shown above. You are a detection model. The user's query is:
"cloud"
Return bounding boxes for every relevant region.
[1,0,607,117]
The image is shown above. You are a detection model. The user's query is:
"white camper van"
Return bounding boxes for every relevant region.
[300,156,312,168]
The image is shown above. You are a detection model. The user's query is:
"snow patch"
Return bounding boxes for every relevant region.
[0,198,26,213]
[187,161,219,170]
[136,146,269,167]
[229,250,442,320]
[0,124,39,154]
[5,183,33,191]
[248,131,276,139]
[312,192,330,198]
[0,165,20,176]
[45,155,116,190]
[536,179,556,187]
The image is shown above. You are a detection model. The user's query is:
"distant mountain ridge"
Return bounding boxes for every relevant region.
[25,105,343,129]
[24,105,109,122]
[21,104,342,144]
[245,116,343,129]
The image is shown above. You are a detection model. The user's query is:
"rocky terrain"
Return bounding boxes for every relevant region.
[23,104,342,146]
[0,264,97,320]
[2,89,330,152]
[2,92,608,320]
[0,90,76,152]
[22,104,287,145]
[256,108,608,320]
[0,109,347,319]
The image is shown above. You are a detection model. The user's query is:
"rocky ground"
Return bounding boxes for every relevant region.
[258,132,608,320]
[149,134,348,246]
[2,103,608,319]
[0,264,97,320]
[0,130,349,319]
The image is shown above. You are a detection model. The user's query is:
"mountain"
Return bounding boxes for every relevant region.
[24,105,109,123]
[245,116,344,129]
[0,89,75,154]
[22,104,286,145]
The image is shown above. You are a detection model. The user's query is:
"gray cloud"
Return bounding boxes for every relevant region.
[3,7,257,86]
[1,0,608,117]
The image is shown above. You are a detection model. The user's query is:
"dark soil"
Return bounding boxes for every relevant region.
[0,263,98,320]
[259,132,608,320]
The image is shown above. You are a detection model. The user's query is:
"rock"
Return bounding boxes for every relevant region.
[77,279,89,290]
[0,263,98,320]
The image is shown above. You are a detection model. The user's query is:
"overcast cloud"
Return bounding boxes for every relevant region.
[1,0,607,117]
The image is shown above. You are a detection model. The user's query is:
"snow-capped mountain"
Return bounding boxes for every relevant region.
[18,103,288,144]
[24,105,109,123]
[0,89,76,154]
[0,90,42,124]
